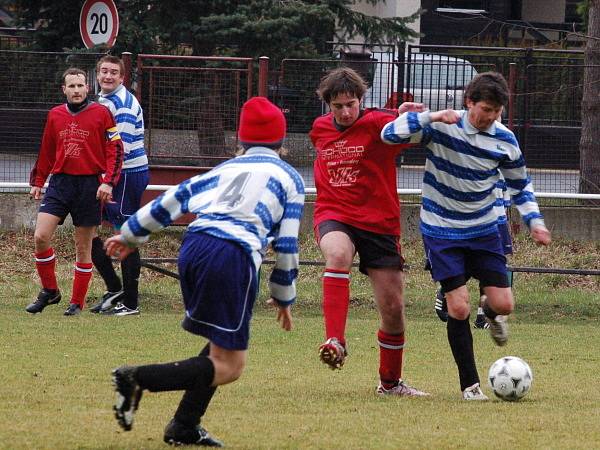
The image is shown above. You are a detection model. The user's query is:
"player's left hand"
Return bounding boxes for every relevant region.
[104,234,136,260]
[97,183,113,202]
[398,102,426,114]
[531,225,551,246]
[267,298,293,331]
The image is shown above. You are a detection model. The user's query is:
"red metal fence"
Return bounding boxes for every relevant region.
[0,46,594,200]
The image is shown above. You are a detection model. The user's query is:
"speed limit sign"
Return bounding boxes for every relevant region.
[79,0,119,49]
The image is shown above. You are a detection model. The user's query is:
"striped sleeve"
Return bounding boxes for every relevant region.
[499,148,545,229]
[381,111,432,145]
[268,174,305,306]
[119,176,199,245]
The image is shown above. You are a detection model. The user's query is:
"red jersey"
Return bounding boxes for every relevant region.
[310,108,410,236]
[30,102,123,187]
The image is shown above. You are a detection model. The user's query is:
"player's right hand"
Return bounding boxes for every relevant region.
[267,298,293,331]
[430,109,461,124]
[531,225,551,246]
[104,235,136,260]
[29,186,42,200]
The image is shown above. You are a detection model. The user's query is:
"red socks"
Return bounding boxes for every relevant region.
[71,262,93,308]
[378,329,405,388]
[322,268,350,346]
[34,248,58,290]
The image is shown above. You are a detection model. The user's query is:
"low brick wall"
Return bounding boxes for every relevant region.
[2,192,598,242]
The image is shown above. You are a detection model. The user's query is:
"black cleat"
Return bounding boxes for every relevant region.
[112,366,143,431]
[63,303,82,316]
[473,314,489,329]
[434,288,448,322]
[89,290,124,313]
[163,418,224,447]
[26,289,61,314]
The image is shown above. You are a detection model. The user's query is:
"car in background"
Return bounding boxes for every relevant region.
[364,52,478,111]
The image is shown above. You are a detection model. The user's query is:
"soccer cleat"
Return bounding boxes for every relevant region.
[486,315,509,346]
[63,303,82,316]
[112,366,143,431]
[376,380,430,397]
[101,303,140,316]
[473,314,489,329]
[163,418,224,447]
[462,382,489,401]
[318,337,347,370]
[89,290,124,313]
[434,288,448,322]
[25,289,61,314]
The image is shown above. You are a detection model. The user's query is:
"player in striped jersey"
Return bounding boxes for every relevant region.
[435,109,514,329]
[382,72,551,400]
[105,97,304,446]
[89,55,150,316]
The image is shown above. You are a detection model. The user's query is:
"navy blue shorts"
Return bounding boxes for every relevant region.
[179,232,258,351]
[498,222,513,256]
[102,168,149,228]
[39,174,101,226]
[423,233,508,286]
[316,220,404,275]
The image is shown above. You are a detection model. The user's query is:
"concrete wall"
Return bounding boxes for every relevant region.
[351,0,421,44]
[4,193,597,242]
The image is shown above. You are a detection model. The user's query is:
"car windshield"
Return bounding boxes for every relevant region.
[409,57,477,89]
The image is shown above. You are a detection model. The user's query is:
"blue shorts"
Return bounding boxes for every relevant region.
[102,168,149,228]
[423,233,508,286]
[498,222,513,256]
[39,174,101,227]
[179,232,258,351]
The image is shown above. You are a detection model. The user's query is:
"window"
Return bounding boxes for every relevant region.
[565,0,582,23]
[436,1,488,14]
[509,0,522,20]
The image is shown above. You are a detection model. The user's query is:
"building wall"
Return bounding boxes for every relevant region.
[351,0,422,44]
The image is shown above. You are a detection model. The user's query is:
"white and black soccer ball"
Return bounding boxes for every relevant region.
[488,356,533,401]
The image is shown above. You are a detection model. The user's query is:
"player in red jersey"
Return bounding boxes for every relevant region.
[310,67,429,396]
[26,68,123,316]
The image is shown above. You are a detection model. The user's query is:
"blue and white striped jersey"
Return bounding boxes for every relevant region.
[98,84,148,172]
[119,147,305,304]
[494,177,511,226]
[381,110,544,240]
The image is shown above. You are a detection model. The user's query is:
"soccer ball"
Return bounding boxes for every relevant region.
[488,356,533,401]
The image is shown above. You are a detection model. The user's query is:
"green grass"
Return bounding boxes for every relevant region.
[1,228,599,449]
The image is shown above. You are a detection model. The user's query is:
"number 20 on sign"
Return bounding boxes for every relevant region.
[79,0,119,49]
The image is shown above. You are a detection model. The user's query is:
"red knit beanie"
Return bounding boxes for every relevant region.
[238,96,286,146]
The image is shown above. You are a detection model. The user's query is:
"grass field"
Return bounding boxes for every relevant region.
[1,228,599,449]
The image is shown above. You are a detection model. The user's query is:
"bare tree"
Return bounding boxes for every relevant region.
[580,0,600,201]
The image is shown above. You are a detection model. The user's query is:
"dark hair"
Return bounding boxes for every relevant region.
[96,55,125,75]
[62,68,87,84]
[464,72,509,107]
[316,67,367,104]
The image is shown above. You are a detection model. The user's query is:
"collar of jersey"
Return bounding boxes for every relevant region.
[99,83,125,97]
[461,110,497,136]
[244,147,280,158]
